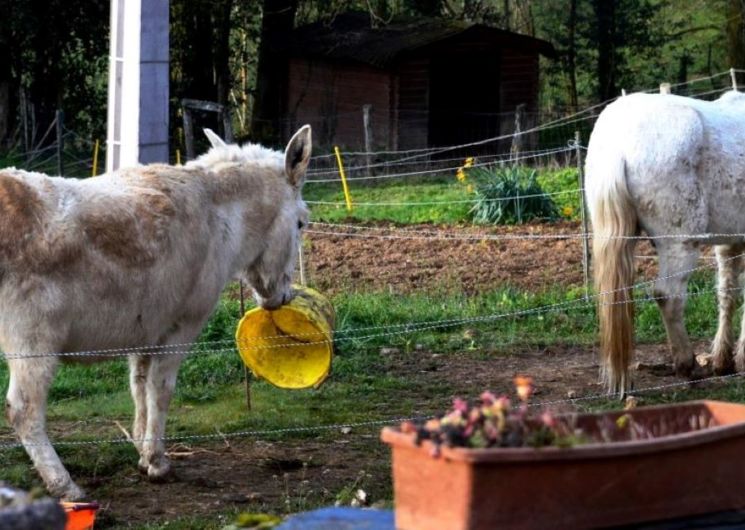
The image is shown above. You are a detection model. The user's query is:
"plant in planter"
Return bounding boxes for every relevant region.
[401,377,586,454]
[382,379,745,530]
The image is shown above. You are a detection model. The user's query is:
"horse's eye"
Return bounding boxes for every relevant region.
[298,220,305,230]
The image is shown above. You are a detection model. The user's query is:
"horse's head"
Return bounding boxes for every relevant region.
[202,125,312,310]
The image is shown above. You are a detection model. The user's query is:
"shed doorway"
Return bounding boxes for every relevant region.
[428,54,500,151]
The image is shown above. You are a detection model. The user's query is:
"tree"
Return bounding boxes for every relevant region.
[251,0,299,144]
[727,0,745,73]
[593,0,617,101]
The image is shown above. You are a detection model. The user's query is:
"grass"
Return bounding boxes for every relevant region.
[0,271,724,434]
[303,167,582,225]
[304,178,473,224]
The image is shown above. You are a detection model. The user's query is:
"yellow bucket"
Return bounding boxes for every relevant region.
[235,286,334,389]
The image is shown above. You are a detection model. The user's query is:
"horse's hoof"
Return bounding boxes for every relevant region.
[674,359,696,378]
[687,363,712,386]
[138,457,149,475]
[147,459,171,482]
[735,352,745,373]
[712,358,735,376]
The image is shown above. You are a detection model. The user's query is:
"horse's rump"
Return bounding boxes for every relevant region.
[587,91,745,393]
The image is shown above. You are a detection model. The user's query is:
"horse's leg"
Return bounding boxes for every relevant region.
[5,357,85,500]
[140,322,205,481]
[712,244,744,374]
[732,259,745,372]
[654,242,700,377]
[128,354,152,472]
[140,351,184,480]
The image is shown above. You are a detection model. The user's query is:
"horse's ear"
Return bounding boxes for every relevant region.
[284,125,312,188]
[203,128,226,149]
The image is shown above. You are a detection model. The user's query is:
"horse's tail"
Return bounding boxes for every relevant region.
[587,151,637,395]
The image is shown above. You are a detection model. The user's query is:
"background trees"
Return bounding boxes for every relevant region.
[0,0,737,151]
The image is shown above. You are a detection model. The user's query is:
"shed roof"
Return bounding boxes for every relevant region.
[284,12,557,68]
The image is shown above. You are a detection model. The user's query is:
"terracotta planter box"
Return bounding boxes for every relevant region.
[381,400,745,530]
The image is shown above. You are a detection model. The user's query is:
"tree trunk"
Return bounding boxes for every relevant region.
[0,48,10,146]
[214,0,234,110]
[727,0,745,74]
[567,0,578,111]
[593,0,617,102]
[180,2,215,101]
[251,0,298,144]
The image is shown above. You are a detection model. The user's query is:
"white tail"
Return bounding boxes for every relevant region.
[588,155,638,394]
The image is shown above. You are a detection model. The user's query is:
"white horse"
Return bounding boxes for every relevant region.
[587,90,745,394]
[2,125,312,500]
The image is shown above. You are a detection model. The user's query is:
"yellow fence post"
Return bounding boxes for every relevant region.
[91,139,100,177]
[333,146,353,211]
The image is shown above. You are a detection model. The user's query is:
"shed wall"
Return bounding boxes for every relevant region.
[285,58,392,149]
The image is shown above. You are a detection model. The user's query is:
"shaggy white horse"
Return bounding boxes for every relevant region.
[587,90,745,394]
[2,126,312,500]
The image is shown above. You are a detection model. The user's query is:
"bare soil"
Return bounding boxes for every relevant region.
[306,221,665,295]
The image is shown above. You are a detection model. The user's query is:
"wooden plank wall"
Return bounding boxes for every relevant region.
[396,58,429,151]
[285,58,392,150]
[498,50,540,150]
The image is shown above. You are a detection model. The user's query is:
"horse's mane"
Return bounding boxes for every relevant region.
[186,143,283,170]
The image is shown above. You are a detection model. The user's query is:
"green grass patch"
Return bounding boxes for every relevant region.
[304,178,473,224]
[304,167,581,225]
[0,271,723,416]
[0,271,724,416]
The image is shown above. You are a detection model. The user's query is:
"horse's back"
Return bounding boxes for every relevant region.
[587,92,745,237]
[0,165,224,355]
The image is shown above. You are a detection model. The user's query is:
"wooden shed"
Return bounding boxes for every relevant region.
[280,12,556,152]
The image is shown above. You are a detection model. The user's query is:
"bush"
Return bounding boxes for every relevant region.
[470,166,558,224]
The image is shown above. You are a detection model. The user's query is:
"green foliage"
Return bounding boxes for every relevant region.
[537,167,581,220]
[470,167,558,224]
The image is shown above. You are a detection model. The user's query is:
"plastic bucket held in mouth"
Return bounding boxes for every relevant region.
[235,286,334,389]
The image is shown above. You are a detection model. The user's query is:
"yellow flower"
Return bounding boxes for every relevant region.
[456,168,466,182]
[562,206,574,217]
[463,157,474,168]
[466,184,474,194]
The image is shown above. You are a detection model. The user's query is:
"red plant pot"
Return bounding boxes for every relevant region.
[381,400,745,530]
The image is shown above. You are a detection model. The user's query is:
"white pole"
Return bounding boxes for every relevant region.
[106,0,169,172]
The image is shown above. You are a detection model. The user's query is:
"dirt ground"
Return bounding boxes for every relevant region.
[305,220,669,295]
[85,341,723,528]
